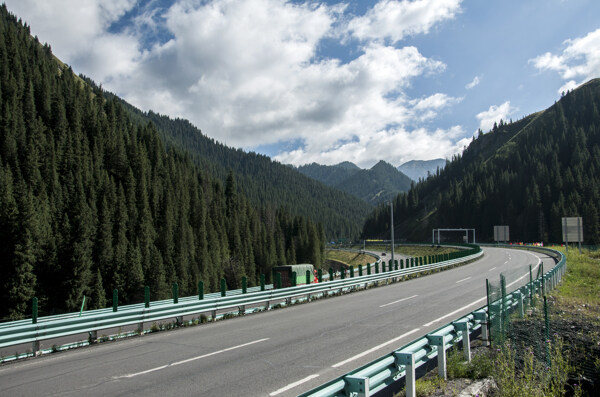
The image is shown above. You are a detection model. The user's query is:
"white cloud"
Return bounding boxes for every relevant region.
[530,28,600,94]
[465,76,480,89]
[275,125,465,168]
[475,101,516,132]
[5,0,467,167]
[5,0,140,82]
[347,0,462,43]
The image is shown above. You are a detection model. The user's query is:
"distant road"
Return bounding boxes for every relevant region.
[0,247,555,397]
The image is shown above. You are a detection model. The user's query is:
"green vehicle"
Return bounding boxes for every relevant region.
[271,264,315,288]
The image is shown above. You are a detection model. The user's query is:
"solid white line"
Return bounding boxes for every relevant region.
[422,297,486,327]
[269,374,320,396]
[455,277,471,284]
[379,294,418,308]
[489,267,497,271]
[113,338,270,379]
[331,328,421,368]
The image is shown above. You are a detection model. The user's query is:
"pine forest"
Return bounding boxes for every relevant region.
[0,7,325,320]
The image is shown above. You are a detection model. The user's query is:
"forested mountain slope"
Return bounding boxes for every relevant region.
[297,160,413,205]
[0,6,326,320]
[95,94,372,240]
[363,79,600,244]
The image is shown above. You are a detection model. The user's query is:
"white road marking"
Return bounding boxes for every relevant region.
[379,294,418,308]
[455,277,471,284]
[270,374,320,396]
[422,297,486,327]
[489,267,497,271]
[113,338,270,379]
[331,328,421,368]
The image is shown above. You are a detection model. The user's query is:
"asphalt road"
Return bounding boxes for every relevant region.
[0,247,556,397]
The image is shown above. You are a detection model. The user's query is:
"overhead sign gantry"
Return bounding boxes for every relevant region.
[432,228,476,245]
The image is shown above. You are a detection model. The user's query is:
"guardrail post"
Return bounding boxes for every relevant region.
[400,259,404,269]
[329,268,334,281]
[32,297,38,324]
[350,267,354,278]
[345,375,370,397]
[113,289,118,312]
[242,276,247,293]
[198,281,204,300]
[367,263,371,275]
[375,262,379,273]
[396,351,416,397]
[221,278,227,297]
[428,334,447,379]
[292,271,298,286]
[173,282,179,304]
[473,310,489,346]
[358,265,363,277]
[516,291,524,318]
[340,268,345,280]
[394,260,398,270]
[260,274,265,291]
[454,321,471,361]
[382,261,386,272]
[318,269,323,283]
[306,270,311,284]
[145,286,150,308]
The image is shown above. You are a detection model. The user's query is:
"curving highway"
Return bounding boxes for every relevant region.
[0,247,557,397]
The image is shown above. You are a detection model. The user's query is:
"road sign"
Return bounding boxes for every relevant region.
[562,217,583,253]
[493,225,509,243]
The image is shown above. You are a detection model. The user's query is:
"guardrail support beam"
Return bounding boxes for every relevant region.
[395,352,416,397]
[345,375,370,397]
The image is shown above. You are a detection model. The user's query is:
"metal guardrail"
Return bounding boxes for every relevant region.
[299,246,566,397]
[0,247,482,357]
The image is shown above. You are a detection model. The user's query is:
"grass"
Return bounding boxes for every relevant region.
[325,250,374,267]
[553,246,600,305]
[365,245,459,257]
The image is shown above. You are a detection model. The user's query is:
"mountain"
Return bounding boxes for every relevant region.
[398,159,447,181]
[0,6,334,319]
[296,162,361,186]
[297,160,413,205]
[363,79,600,244]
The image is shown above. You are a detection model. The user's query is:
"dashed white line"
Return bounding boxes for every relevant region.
[270,374,320,396]
[331,328,421,368]
[379,294,418,308]
[455,277,471,284]
[489,267,497,271]
[113,338,270,379]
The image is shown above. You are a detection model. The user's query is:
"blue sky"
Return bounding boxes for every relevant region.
[7,0,600,168]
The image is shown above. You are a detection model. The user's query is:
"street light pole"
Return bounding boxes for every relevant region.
[390,201,394,267]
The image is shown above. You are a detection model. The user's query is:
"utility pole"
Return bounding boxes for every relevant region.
[390,201,395,267]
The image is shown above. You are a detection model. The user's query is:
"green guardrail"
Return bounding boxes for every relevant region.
[0,246,483,359]
[299,246,566,397]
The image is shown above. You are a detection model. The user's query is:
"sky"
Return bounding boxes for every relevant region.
[7,0,600,168]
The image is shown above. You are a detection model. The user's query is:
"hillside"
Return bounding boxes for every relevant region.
[95,94,372,240]
[363,79,600,244]
[398,159,446,182]
[0,6,327,319]
[297,160,413,205]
